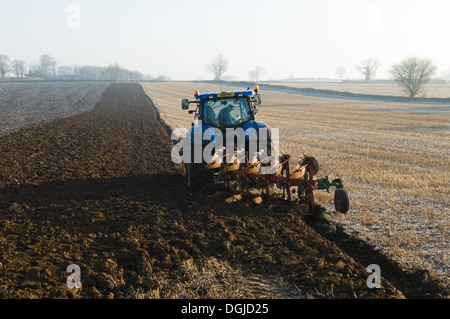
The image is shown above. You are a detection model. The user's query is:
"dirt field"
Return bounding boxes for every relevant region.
[0,82,109,135]
[0,82,447,299]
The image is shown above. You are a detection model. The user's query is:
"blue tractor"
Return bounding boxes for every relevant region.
[179,85,349,215]
[180,85,271,192]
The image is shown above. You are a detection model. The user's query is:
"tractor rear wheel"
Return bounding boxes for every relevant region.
[334,188,349,214]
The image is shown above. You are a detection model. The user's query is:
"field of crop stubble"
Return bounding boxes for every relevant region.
[141,81,449,291]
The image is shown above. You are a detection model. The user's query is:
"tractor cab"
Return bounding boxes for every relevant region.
[182,85,261,130]
[181,85,269,165]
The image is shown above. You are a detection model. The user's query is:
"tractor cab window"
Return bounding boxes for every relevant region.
[202,97,252,128]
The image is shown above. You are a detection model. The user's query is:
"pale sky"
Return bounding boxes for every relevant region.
[2,0,449,81]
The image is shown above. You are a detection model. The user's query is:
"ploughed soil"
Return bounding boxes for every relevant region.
[0,83,447,299]
[0,82,109,135]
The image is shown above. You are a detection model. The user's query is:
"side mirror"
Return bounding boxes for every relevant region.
[254,94,261,105]
[253,109,258,115]
[181,99,189,110]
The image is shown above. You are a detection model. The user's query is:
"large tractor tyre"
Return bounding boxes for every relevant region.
[334,188,349,214]
[258,138,272,156]
[185,162,214,193]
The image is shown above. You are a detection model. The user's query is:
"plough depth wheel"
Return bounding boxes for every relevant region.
[334,188,349,214]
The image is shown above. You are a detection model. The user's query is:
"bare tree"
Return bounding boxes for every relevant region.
[57,65,77,80]
[0,54,10,77]
[50,59,57,77]
[248,66,266,82]
[105,63,124,82]
[28,62,42,77]
[128,70,144,82]
[358,58,380,82]
[390,56,437,97]
[12,59,27,77]
[39,54,57,78]
[335,66,346,80]
[77,65,103,80]
[207,54,229,81]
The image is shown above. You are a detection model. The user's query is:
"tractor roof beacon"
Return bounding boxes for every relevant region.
[180,85,349,217]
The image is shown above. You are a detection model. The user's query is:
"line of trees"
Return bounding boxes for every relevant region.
[335,56,444,97]
[0,54,26,78]
[0,54,160,82]
[207,54,446,98]
[207,54,266,83]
